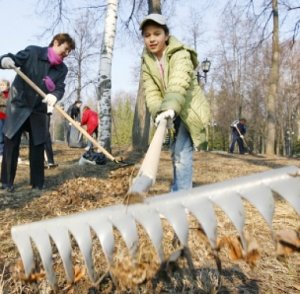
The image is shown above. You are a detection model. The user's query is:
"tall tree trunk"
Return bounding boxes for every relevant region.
[132,70,151,151]
[148,0,161,13]
[97,0,119,152]
[265,0,279,155]
[131,0,161,151]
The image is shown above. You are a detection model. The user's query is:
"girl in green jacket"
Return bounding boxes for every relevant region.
[140,14,210,191]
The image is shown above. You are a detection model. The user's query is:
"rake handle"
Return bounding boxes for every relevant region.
[13,66,116,162]
[234,124,248,147]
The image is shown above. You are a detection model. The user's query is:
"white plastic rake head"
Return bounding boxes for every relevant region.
[11,166,300,287]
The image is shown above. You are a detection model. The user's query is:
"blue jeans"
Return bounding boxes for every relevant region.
[0,119,5,155]
[230,132,245,154]
[170,121,193,192]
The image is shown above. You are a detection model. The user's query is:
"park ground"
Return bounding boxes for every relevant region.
[0,143,299,293]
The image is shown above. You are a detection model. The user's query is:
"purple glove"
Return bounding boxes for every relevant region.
[43,76,56,92]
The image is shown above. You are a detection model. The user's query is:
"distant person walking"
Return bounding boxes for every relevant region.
[0,33,75,192]
[229,118,247,154]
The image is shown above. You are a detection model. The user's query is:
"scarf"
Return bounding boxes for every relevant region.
[47,47,63,66]
[3,91,9,98]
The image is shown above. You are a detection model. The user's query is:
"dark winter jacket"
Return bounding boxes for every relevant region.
[0,45,68,145]
[231,121,246,136]
[67,104,81,121]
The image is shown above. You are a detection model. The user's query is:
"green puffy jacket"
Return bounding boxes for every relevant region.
[142,36,211,149]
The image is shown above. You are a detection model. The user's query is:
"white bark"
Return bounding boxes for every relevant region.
[97,0,119,151]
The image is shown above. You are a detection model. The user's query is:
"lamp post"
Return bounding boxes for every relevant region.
[286,112,295,157]
[197,58,211,84]
[208,120,217,150]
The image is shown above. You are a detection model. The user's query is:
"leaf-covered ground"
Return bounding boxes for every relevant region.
[0,143,299,293]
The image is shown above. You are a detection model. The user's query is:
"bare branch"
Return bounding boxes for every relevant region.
[292,19,300,44]
[124,0,136,28]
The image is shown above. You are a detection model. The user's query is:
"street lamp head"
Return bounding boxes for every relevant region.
[196,58,211,84]
[201,58,211,73]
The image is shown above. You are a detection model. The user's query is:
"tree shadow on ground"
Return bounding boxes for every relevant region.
[212,151,299,170]
[92,263,259,294]
[151,264,259,294]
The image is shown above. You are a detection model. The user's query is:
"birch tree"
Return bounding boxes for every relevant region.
[97,0,119,152]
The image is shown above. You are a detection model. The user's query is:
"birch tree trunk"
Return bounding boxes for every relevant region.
[265,0,279,155]
[131,0,161,151]
[97,0,119,152]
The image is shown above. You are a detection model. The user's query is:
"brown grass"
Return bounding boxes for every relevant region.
[0,145,299,293]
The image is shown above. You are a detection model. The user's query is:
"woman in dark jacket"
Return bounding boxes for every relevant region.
[0,33,75,192]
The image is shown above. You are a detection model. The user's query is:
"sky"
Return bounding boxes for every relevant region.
[0,0,223,98]
[1,0,297,99]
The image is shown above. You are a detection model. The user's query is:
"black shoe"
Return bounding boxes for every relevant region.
[1,183,7,190]
[7,185,15,193]
[32,184,46,191]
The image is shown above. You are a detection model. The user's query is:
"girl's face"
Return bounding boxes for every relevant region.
[0,81,8,92]
[52,40,71,59]
[143,24,169,59]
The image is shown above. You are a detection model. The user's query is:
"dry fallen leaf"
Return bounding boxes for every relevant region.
[217,236,243,260]
[74,264,86,282]
[13,259,46,282]
[244,236,260,267]
[63,265,86,291]
[217,235,260,267]
[275,229,300,256]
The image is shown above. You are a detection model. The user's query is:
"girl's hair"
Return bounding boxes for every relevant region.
[83,106,90,111]
[141,20,169,36]
[49,33,76,50]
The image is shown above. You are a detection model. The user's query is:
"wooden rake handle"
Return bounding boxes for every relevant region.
[13,66,116,162]
[234,123,249,147]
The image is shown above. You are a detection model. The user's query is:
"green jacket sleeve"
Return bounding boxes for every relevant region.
[142,64,163,119]
[160,49,194,114]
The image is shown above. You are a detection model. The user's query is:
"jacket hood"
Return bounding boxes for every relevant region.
[166,36,199,69]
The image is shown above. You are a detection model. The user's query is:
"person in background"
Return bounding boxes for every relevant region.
[229,118,247,154]
[65,99,82,145]
[69,100,82,120]
[0,33,75,192]
[80,105,98,151]
[140,14,210,192]
[0,79,10,162]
